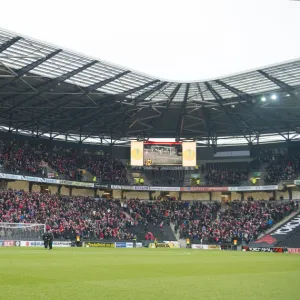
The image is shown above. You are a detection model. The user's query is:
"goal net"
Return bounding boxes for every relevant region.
[0,223,45,241]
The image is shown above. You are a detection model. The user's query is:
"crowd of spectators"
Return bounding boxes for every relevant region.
[177,200,297,244]
[205,162,249,185]
[0,189,298,244]
[0,144,45,176]
[0,190,135,241]
[0,141,128,185]
[265,150,300,184]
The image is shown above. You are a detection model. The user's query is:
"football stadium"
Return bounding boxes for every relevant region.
[1,19,300,299]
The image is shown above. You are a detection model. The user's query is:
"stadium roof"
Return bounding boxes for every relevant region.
[1,28,300,146]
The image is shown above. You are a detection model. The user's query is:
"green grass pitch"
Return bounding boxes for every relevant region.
[1,248,300,300]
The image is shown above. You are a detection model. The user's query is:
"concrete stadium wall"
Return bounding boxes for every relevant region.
[292,190,300,200]
[211,192,221,201]
[276,191,289,200]
[231,192,242,200]
[181,192,210,201]
[124,191,149,199]
[151,191,160,198]
[169,191,179,198]
[113,189,122,199]
[244,192,272,200]
[7,180,29,191]
[61,186,70,196]
[31,184,41,193]
[72,188,94,197]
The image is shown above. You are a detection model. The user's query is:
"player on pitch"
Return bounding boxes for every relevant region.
[42,229,54,250]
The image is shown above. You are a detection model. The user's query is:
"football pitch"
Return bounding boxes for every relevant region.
[1,248,300,300]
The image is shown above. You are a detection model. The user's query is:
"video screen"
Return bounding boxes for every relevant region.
[143,142,182,166]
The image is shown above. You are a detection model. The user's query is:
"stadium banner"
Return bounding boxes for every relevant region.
[148,243,156,248]
[126,242,143,248]
[85,242,115,248]
[110,185,122,190]
[140,166,195,171]
[23,241,44,247]
[163,241,180,248]
[94,184,109,189]
[191,244,220,250]
[53,241,72,247]
[0,172,280,193]
[229,185,278,191]
[0,172,93,188]
[0,172,60,184]
[19,241,71,247]
[182,142,196,167]
[149,186,180,192]
[155,242,170,248]
[131,141,144,166]
[242,246,284,252]
[111,185,135,190]
[180,187,228,192]
[0,240,18,247]
[294,180,300,185]
[115,242,126,248]
[134,186,150,191]
[288,248,300,254]
[59,180,94,188]
[191,244,204,249]
[249,213,300,248]
[207,245,221,250]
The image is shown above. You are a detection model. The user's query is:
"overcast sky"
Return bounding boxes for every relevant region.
[1,0,300,81]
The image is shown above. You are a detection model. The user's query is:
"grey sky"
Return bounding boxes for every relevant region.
[1,0,300,81]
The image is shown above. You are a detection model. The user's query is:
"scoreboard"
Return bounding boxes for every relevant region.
[130,141,196,167]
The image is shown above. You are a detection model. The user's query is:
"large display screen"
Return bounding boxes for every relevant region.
[130,141,197,166]
[143,142,182,166]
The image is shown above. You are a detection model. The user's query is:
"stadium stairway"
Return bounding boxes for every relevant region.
[170,223,180,240]
[127,222,176,242]
[256,162,269,186]
[147,223,177,241]
[126,224,147,241]
[183,172,191,186]
[81,169,94,182]
[128,170,152,186]
[41,162,57,179]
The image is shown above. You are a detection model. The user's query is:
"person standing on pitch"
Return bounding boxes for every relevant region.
[42,229,54,250]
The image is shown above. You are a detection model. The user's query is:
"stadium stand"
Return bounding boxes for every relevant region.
[204,162,249,186]
[176,200,297,244]
[0,189,297,244]
[0,141,129,185]
[264,150,300,184]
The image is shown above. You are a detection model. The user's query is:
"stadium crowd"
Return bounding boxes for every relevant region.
[264,150,300,184]
[0,141,128,185]
[0,190,135,240]
[0,189,298,244]
[205,162,249,185]
[176,200,298,244]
